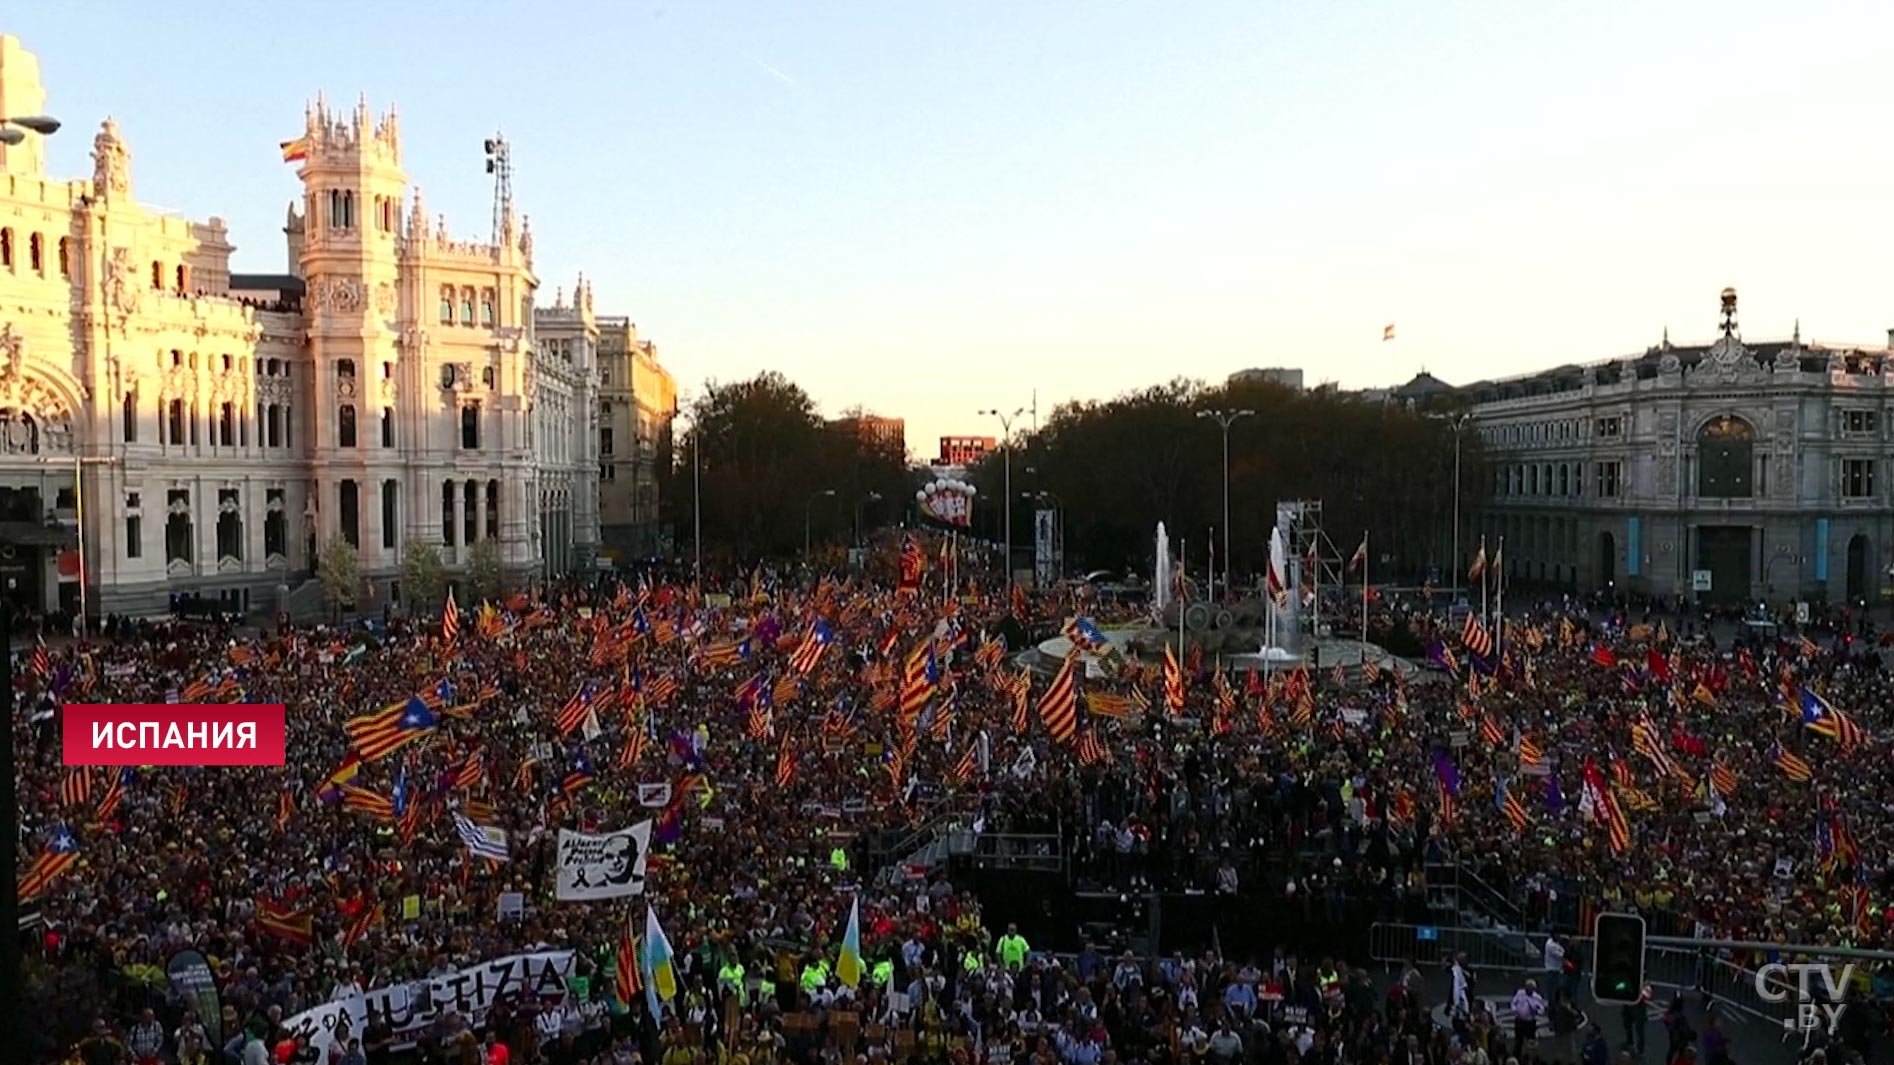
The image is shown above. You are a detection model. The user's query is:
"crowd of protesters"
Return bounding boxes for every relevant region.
[15,536,1894,1065]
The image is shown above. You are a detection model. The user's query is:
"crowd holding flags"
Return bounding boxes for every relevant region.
[13,511,1893,1055]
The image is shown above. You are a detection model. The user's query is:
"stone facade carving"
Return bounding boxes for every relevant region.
[308,276,364,314]
[0,36,641,615]
[0,323,23,382]
[91,119,131,200]
[105,247,141,317]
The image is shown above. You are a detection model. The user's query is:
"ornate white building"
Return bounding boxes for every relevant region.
[595,315,675,560]
[1463,289,1894,606]
[0,35,602,618]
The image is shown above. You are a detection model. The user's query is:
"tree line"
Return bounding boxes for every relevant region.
[965,377,1481,584]
[664,371,1480,580]
[669,372,915,564]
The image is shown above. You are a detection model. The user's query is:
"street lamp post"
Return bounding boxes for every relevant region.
[854,491,883,546]
[0,113,61,145]
[0,108,57,1065]
[1195,408,1253,602]
[1445,413,1469,596]
[979,407,1027,588]
[805,489,836,559]
[73,455,121,640]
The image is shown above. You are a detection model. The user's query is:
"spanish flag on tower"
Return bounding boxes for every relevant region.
[280,137,310,163]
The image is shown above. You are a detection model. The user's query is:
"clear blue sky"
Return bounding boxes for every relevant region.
[12,1,1894,453]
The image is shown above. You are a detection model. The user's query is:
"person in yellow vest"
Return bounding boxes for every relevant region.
[717,959,747,1006]
[997,924,1030,971]
[830,846,849,872]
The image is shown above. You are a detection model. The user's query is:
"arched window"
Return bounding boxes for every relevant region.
[151,261,164,289]
[217,488,243,561]
[442,481,456,546]
[459,288,475,326]
[461,402,481,449]
[338,404,357,448]
[486,479,500,539]
[1697,415,1755,499]
[57,237,69,278]
[337,358,356,379]
[266,404,282,448]
[165,490,193,564]
[28,233,43,274]
[175,264,190,293]
[439,286,454,324]
[480,288,495,326]
[0,228,11,267]
[464,479,478,544]
[339,480,360,548]
[122,391,138,443]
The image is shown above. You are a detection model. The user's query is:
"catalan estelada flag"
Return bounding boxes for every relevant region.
[1795,687,1865,748]
[340,785,396,822]
[1772,743,1813,783]
[1037,653,1077,744]
[59,769,91,809]
[1163,644,1186,714]
[790,620,834,675]
[345,697,438,761]
[280,137,310,163]
[615,918,642,1006]
[441,590,461,644]
[18,825,79,902]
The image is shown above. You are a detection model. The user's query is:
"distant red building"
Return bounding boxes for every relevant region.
[828,413,906,456]
[937,435,996,466]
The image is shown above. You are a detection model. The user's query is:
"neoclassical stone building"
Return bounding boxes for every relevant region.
[0,35,620,616]
[1462,289,1894,605]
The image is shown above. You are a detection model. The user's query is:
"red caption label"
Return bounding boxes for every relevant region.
[61,704,288,766]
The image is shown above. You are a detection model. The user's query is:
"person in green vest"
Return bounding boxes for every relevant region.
[718,958,747,1006]
[800,958,827,996]
[830,846,849,872]
[997,924,1030,971]
[962,948,984,973]
[871,958,894,987]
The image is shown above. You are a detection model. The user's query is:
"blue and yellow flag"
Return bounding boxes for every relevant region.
[836,894,864,988]
[642,906,678,1017]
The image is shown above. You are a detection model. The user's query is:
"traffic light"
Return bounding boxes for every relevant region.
[1591,912,1646,1004]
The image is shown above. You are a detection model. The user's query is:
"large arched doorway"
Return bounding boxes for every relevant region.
[1846,534,1870,603]
[1697,415,1755,498]
[1597,531,1616,589]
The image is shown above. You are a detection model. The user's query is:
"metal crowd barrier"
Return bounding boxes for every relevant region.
[1368,922,1565,974]
[1375,923,1888,1041]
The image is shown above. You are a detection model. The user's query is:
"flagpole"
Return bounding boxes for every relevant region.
[1208,529,1215,605]
[1178,538,1187,665]
[1495,536,1506,662]
[1479,537,1489,625]
[1361,532,1369,654]
[1311,534,1321,645]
